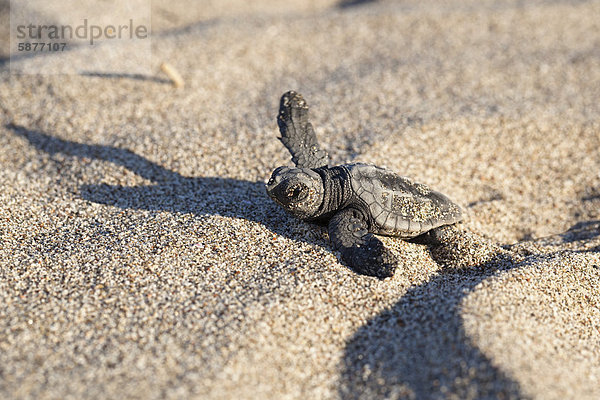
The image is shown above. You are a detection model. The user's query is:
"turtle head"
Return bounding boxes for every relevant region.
[266,166,324,219]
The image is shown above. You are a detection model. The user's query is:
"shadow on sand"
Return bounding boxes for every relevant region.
[339,220,599,399]
[339,256,526,399]
[13,123,598,399]
[7,123,307,246]
[79,71,172,84]
[337,0,378,9]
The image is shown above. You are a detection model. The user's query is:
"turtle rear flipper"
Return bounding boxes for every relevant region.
[329,207,397,279]
[277,91,329,169]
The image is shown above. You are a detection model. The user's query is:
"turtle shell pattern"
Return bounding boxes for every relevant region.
[346,163,463,238]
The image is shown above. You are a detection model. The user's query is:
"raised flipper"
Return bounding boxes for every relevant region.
[329,208,397,279]
[277,91,329,169]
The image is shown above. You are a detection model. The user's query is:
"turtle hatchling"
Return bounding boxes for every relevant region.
[266,91,463,279]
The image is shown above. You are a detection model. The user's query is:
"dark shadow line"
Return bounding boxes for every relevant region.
[559,220,600,243]
[8,123,184,183]
[581,194,600,202]
[514,220,600,248]
[79,71,171,84]
[467,194,504,208]
[337,0,378,9]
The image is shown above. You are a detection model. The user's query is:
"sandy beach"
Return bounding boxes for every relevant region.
[1,0,599,398]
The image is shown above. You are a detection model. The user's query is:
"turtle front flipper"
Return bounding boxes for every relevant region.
[277,91,329,169]
[328,208,397,279]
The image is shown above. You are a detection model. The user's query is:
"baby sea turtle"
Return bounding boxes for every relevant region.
[266,91,463,279]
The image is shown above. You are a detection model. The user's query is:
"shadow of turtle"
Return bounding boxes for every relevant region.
[339,254,528,399]
[339,219,600,399]
[7,123,325,248]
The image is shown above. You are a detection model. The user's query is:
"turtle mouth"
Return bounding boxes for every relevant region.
[286,184,309,203]
[268,183,307,207]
